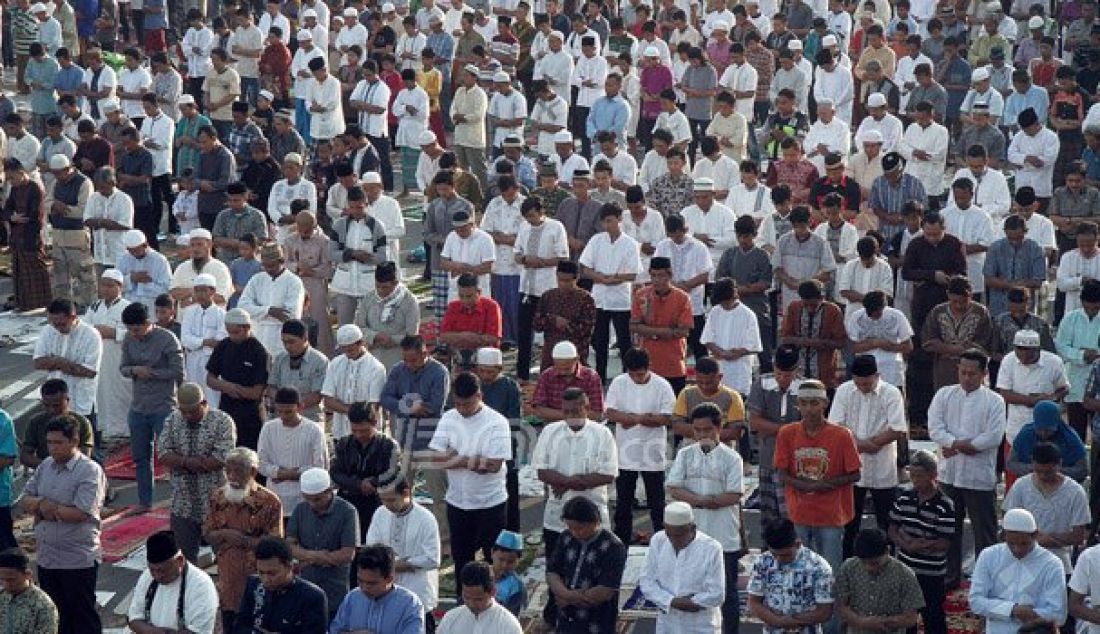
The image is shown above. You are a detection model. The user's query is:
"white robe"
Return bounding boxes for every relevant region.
[85,297,133,438]
[321,352,387,438]
[640,530,726,633]
[237,269,306,356]
[179,302,228,407]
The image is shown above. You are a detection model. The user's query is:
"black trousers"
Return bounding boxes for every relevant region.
[134,204,159,250]
[688,118,708,163]
[722,551,741,634]
[637,116,657,150]
[187,77,204,111]
[593,309,631,382]
[688,313,707,362]
[505,459,520,532]
[517,294,539,381]
[843,486,896,559]
[39,564,101,634]
[151,173,177,235]
[199,213,217,231]
[542,528,563,626]
[613,469,664,546]
[570,105,591,157]
[0,506,13,551]
[367,134,394,191]
[908,574,946,634]
[941,483,998,587]
[448,501,507,594]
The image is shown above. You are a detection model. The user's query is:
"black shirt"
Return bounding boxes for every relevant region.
[547,529,627,633]
[809,175,862,214]
[206,336,270,445]
[330,433,401,537]
[233,575,328,634]
[242,157,283,216]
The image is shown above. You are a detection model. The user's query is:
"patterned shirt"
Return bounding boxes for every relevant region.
[546,529,627,633]
[889,487,956,576]
[744,44,774,101]
[532,286,598,372]
[835,556,926,632]
[0,585,58,634]
[648,172,694,218]
[158,408,237,522]
[226,121,264,169]
[531,363,605,415]
[202,484,283,610]
[746,546,834,634]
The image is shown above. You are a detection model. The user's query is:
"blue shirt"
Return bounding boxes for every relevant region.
[380,358,450,451]
[0,410,15,506]
[495,571,527,616]
[228,257,262,308]
[143,0,167,29]
[982,237,1047,317]
[1003,85,1050,128]
[1055,308,1100,402]
[586,95,630,141]
[54,63,85,95]
[26,57,59,114]
[1084,147,1100,183]
[329,585,424,634]
[425,32,455,81]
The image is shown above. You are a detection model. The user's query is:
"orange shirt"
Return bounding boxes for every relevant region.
[631,285,694,379]
[774,421,862,527]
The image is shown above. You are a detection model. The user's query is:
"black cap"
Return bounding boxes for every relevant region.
[146,531,180,564]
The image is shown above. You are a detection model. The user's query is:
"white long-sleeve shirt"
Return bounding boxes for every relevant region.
[927,384,1006,490]
[680,203,737,276]
[572,54,609,108]
[640,530,726,633]
[530,420,618,532]
[690,155,739,196]
[267,179,318,243]
[84,188,134,266]
[941,203,997,294]
[855,113,904,153]
[237,269,306,355]
[1007,127,1060,198]
[828,379,907,488]
[533,50,573,92]
[392,87,430,149]
[898,120,950,196]
[895,53,932,111]
[321,352,386,438]
[289,46,324,99]
[699,301,762,394]
[182,27,215,78]
[365,502,441,611]
[804,117,852,175]
[1057,248,1100,315]
[969,543,1067,634]
[257,418,329,516]
[947,167,1012,221]
[813,66,855,123]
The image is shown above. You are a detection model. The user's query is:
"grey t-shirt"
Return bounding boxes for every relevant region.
[287,495,361,613]
[120,326,184,414]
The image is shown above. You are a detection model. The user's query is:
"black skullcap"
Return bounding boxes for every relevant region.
[231,101,249,113]
[557,261,579,276]
[881,152,904,171]
[1017,107,1039,128]
[146,530,180,564]
[649,256,671,270]
[851,354,878,377]
[774,344,799,371]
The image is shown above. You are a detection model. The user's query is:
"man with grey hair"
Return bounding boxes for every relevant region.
[83,165,135,272]
[803,98,851,175]
[159,382,237,562]
[889,449,956,633]
[202,446,283,630]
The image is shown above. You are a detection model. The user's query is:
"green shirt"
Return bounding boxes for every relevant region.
[0,585,59,634]
[835,556,925,634]
[22,411,94,461]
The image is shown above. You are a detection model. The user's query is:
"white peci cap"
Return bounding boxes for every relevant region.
[192,273,217,288]
[224,308,251,325]
[122,229,147,248]
[337,324,364,346]
[1002,508,1037,533]
[552,340,578,359]
[664,501,695,526]
[48,154,71,170]
[362,171,383,185]
[972,67,991,82]
[867,92,887,107]
[300,468,332,495]
[297,28,313,40]
[102,268,124,284]
[475,347,503,365]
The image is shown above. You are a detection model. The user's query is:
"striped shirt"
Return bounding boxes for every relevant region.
[889,487,956,576]
[868,173,927,243]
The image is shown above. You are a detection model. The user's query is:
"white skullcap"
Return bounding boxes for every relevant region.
[643,45,660,57]
[30,3,47,12]
[178,94,196,106]
[224,308,251,325]
[664,501,695,526]
[362,171,383,185]
[712,20,729,31]
[549,30,565,41]
[787,39,802,50]
[102,99,120,114]
[867,92,887,107]
[300,468,332,495]
[861,129,884,144]
[1013,329,1041,348]
[693,177,714,192]
[301,8,317,18]
[283,152,303,165]
[297,28,313,40]
[475,347,503,365]
[337,324,364,346]
[343,7,358,17]
[382,2,395,10]
[972,67,991,82]
[1028,16,1044,29]
[493,71,510,83]
[122,229,147,248]
[418,130,437,145]
[553,130,573,143]
[189,228,213,241]
[101,268,124,284]
[258,89,274,102]
[192,273,216,288]
[552,340,578,359]
[822,34,838,46]
[1002,508,1037,532]
[48,154,70,170]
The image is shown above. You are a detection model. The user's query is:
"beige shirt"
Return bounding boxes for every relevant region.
[203,66,241,121]
[449,85,488,148]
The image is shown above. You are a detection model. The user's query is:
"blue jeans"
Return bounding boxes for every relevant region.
[296,98,312,145]
[240,77,259,107]
[796,524,843,634]
[128,410,170,507]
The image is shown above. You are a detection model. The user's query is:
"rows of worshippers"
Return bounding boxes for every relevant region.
[8,0,1100,632]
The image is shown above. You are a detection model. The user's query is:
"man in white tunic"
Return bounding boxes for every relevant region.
[33,298,103,422]
[941,178,998,300]
[84,269,134,438]
[969,508,1067,633]
[257,388,329,516]
[530,79,570,156]
[441,209,496,302]
[828,355,907,559]
[680,178,737,278]
[236,243,306,356]
[898,101,950,205]
[996,329,1069,449]
[125,531,219,634]
[803,100,851,176]
[179,274,227,407]
[948,144,1013,221]
[321,325,387,439]
[1007,107,1061,200]
[639,502,726,633]
[330,185,389,324]
[700,277,763,395]
[117,229,173,313]
[169,229,233,305]
[306,57,345,144]
[266,152,318,243]
[84,166,134,270]
[365,477,441,621]
[363,172,406,262]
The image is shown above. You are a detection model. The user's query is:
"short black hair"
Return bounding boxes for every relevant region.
[45,416,78,440]
[1031,442,1061,465]
[763,519,798,550]
[853,528,889,559]
[690,402,722,427]
[348,402,377,425]
[622,347,650,371]
[0,548,31,572]
[154,293,174,309]
[356,544,396,577]
[711,277,737,304]
[959,348,989,371]
[459,561,494,592]
[561,496,601,523]
[453,371,481,398]
[274,386,301,405]
[254,536,293,564]
[121,302,150,326]
[47,298,76,316]
[41,378,69,397]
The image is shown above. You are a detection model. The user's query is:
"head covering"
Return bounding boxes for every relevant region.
[476,347,503,366]
[822,34,838,46]
[971,67,991,82]
[572,168,591,181]
[301,8,317,18]
[693,177,714,192]
[502,135,524,148]
[418,130,437,145]
[463,63,480,76]
[861,129,884,144]
[336,324,363,346]
[258,89,274,102]
[1017,107,1039,128]
[1012,399,1085,467]
[788,39,803,50]
[553,130,574,143]
[851,355,878,377]
[179,94,196,106]
[146,531,180,564]
[48,154,71,170]
[867,92,887,108]
[362,171,383,185]
[192,273,216,288]
[798,379,828,400]
[452,210,474,226]
[189,228,212,241]
[283,152,303,165]
[1002,508,1037,533]
[102,99,120,114]
[649,256,672,270]
[712,20,729,31]
[479,69,495,81]
[495,530,523,551]
[1028,15,1044,29]
[664,501,695,526]
[300,468,332,495]
[382,2,395,10]
[343,7,358,16]
[644,45,660,57]
[30,3,47,13]
[177,382,205,408]
[881,152,904,171]
[101,269,124,284]
[225,308,251,325]
[493,71,510,83]
[549,30,566,41]
[552,340,578,359]
[297,28,313,40]
[122,229,147,248]
[1014,329,1041,348]
[971,102,990,114]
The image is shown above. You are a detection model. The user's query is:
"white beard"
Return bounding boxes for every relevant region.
[222,482,253,504]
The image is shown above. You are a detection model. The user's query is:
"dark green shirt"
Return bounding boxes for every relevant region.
[22,411,94,460]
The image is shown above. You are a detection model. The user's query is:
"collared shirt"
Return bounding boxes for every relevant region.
[269,347,329,397]
[139,112,175,176]
[845,307,913,387]
[84,188,134,265]
[772,232,838,311]
[1051,186,1100,243]
[1004,474,1090,572]
[667,443,744,551]
[829,380,907,488]
[127,563,219,634]
[236,575,329,633]
[654,236,713,315]
[515,218,569,297]
[1056,308,1100,403]
[350,78,391,138]
[606,372,675,471]
[640,531,725,631]
[0,585,58,633]
[649,172,695,218]
[531,420,618,532]
[365,502,440,611]
[450,85,488,148]
[586,94,630,141]
[286,495,360,612]
[970,543,1067,633]
[1008,127,1061,197]
[836,557,926,634]
[330,586,424,634]
[948,167,1012,221]
[578,231,641,311]
[19,452,106,569]
[201,485,283,610]
[32,321,101,416]
[868,173,927,242]
[480,194,525,276]
[546,529,626,632]
[441,228,495,300]
[159,408,235,521]
[531,364,605,414]
[837,258,894,316]
[889,487,956,576]
[257,418,328,514]
[429,405,512,509]
[436,600,522,633]
[320,352,386,439]
[211,207,266,263]
[898,121,950,196]
[117,249,173,312]
[927,384,1006,489]
[942,204,997,295]
[984,237,1047,317]
[700,301,762,395]
[747,545,833,634]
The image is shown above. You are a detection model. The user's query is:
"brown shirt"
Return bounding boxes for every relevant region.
[202,484,283,610]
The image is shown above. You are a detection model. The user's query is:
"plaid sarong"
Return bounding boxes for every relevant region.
[432,270,450,321]
[757,466,789,527]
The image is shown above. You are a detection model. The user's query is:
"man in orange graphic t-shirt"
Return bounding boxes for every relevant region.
[774,378,862,575]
